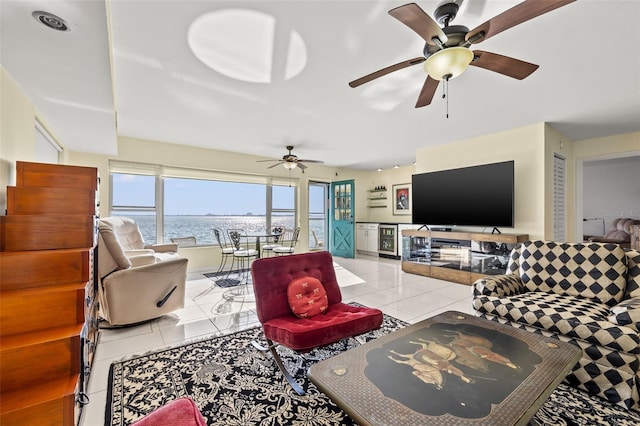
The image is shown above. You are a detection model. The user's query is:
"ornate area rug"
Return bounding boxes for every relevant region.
[105,313,640,426]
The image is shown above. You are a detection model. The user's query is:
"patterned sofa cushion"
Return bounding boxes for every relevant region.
[518,241,627,306]
[609,297,640,332]
[473,291,640,354]
[625,250,640,299]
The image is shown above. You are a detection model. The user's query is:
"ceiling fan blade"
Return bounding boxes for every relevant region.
[415,76,439,108]
[257,159,278,162]
[466,0,575,44]
[298,159,324,164]
[470,50,539,80]
[349,57,426,88]
[267,162,285,169]
[389,3,448,46]
[296,162,308,170]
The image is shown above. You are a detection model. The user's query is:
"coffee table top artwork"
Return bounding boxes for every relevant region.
[308,311,581,426]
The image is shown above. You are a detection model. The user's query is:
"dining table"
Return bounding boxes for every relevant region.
[242,232,278,258]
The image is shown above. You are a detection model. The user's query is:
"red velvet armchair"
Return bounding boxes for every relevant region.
[250,251,383,394]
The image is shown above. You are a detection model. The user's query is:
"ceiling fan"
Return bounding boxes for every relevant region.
[257,145,324,172]
[349,0,575,108]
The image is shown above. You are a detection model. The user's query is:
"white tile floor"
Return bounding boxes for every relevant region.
[80,254,474,426]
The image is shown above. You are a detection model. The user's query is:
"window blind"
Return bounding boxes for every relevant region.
[553,154,566,241]
[109,160,297,187]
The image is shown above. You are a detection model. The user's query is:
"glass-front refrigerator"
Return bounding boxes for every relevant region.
[378,224,398,259]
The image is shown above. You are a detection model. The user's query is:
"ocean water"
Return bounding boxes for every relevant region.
[115,214,325,248]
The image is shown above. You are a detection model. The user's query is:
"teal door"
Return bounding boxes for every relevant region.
[330,180,355,258]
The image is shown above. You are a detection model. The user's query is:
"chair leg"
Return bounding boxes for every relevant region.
[251,339,304,395]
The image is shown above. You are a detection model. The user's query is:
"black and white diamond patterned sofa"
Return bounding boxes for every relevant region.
[472,240,640,411]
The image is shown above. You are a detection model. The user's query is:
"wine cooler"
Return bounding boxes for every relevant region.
[378,224,398,258]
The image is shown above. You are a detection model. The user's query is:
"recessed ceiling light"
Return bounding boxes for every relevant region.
[32,11,70,32]
[376,168,382,172]
[394,165,399,168]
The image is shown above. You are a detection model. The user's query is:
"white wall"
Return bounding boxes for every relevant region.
[583,156,640,234]
[1,67,66,213]
[415,123,547,239]
[1,67,35,213]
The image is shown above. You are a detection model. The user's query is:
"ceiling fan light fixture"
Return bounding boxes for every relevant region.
[283,162,297,170]
[424,47,473,81]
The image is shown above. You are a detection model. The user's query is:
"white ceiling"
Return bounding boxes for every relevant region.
[1,0,639,170]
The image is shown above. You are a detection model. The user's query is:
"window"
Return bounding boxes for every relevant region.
[34,121,61,164]
[111,173,158,243]
[164,178,267,244]
[271,184,296,231]
[109,161,297,246]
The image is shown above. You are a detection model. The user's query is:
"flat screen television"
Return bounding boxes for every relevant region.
[411,160,514,228]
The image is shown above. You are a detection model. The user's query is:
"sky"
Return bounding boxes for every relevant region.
[113,174,326,216]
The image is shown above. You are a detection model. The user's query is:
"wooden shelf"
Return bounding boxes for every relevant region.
[367,205,387,208]
[0,161,99,425]
[0,375,77,425]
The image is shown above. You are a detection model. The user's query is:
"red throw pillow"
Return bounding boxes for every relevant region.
[287,276,329,318]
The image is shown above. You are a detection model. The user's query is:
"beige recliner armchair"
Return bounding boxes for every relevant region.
[97,216,188,326]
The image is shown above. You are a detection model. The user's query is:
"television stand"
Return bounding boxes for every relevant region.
[401,229,528,285]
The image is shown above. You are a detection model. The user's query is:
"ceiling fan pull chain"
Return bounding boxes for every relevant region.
[442,75,450,119]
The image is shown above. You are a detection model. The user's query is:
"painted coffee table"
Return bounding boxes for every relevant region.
[308,311,581,426]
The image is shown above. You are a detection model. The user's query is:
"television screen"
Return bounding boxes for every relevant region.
[411,161,514,228]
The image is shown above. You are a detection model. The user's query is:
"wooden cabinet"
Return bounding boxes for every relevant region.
[631,225,640,251]
[0,161,99,425]
[356,223,379,254]
[401,229,529,285]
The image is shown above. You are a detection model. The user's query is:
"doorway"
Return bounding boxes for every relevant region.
[576,152,640,241]
[330,180,355,258]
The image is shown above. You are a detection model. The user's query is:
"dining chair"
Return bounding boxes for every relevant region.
[261,226,285,257]
[273,227,300,255]
[227,229,259,287]
[212,228,235,273]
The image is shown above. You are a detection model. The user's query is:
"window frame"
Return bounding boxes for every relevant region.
[109,161,298,245]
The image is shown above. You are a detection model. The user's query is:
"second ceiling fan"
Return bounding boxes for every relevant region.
[349,0,575,108]
[257,145,324,172]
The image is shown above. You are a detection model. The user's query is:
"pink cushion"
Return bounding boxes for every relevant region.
[132,397,207,426]
[287,276,328,318]
[251,252,344,325]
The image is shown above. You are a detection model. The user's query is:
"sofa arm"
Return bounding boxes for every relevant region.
[124,249,155,257]
[472,274,525,298]
[608,296,640,332]
[129,253,156,267]
[100,257,188,326]
[146,243,178,253]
